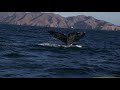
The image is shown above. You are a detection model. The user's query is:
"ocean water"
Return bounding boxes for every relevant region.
[0,24,120,78]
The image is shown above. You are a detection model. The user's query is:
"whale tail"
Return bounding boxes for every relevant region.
[48,31,86,45]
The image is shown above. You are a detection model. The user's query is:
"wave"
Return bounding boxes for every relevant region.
[3,52,37,58]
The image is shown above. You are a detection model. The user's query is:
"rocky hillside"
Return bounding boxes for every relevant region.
[0,12,120,30]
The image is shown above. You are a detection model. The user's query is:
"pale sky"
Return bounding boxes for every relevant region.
[53,12,120,26]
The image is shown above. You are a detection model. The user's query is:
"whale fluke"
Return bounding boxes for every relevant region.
[48,31,86,45]
[48,31,67,44]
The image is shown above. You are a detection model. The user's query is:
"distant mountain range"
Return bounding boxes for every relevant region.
[0,12,120,30]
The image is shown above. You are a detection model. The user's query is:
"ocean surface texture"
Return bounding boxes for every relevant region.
[0,24,120,78]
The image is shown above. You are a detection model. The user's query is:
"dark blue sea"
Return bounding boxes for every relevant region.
[0,24,120,78]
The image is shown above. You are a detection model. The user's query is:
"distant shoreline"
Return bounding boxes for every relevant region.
[0,12,120,31]
[0,23,119,31]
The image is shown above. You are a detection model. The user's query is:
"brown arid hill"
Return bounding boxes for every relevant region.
[0,12,120,30]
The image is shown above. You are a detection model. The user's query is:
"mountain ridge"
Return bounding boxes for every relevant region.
[0,12,120,30]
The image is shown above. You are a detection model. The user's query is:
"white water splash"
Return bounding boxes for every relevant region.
[38,43,82,48]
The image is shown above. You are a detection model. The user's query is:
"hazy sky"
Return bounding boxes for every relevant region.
[53,12,120,26]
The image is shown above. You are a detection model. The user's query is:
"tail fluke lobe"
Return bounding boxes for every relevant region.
[67,32,86,45]
[48,31,67,44]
